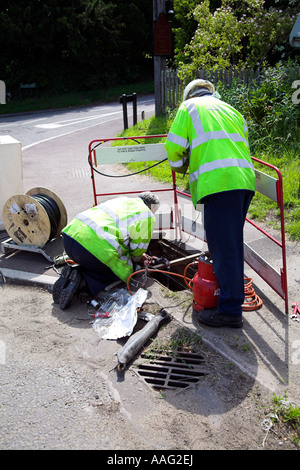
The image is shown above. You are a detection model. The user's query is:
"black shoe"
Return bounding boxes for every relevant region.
[52,264,72,304]
[59,268,82,310]
[196,309,243,328]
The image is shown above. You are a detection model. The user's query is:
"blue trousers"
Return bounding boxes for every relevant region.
[62,233,120,296]
[202,189,254,317]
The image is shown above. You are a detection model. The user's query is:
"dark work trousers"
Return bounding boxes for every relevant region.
[62,233,120,296]
[202,189,254,317]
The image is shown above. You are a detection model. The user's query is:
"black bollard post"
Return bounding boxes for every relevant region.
[119,93,137,130]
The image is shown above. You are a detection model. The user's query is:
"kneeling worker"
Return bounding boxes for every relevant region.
[53,192,160,309]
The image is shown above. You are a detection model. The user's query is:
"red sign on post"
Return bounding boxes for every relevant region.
[154,13,172,56]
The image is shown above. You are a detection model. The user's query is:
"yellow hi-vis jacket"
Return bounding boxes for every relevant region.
[62,197,156,282]
[165,95,256,206]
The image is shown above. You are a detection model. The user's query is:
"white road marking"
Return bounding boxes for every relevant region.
[22,115,125,150]
[35,111,121,129]
[0,117,48,128]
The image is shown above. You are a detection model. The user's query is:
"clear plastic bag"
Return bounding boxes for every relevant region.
[92,289,131,337]
[92,288,148,339]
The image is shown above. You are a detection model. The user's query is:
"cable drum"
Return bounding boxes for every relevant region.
[2,187,67,247]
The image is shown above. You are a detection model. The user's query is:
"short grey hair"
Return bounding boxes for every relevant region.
[139,192,160,211]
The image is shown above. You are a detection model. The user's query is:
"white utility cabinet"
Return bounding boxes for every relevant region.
[0,135,23,230]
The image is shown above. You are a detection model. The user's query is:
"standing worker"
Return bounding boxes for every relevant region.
[53,192,160,309]
[165,79,256,328]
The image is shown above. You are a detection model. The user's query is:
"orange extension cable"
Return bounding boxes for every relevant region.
[242,277,263,311]
[126,267,193,296]
[126,263,263,312]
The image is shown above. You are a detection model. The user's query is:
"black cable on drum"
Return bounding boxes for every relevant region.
[32,194,61,241]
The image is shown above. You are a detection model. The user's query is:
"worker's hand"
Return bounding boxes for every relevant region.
[140,253,151,263]
[173,155,189,175]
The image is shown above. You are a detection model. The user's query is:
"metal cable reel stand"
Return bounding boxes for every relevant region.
[1,187,67,262]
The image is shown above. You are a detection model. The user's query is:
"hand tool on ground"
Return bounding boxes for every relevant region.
[291,302,300,321]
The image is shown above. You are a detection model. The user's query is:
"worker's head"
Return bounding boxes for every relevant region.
[183,79,215,101]
[139,192,160,214]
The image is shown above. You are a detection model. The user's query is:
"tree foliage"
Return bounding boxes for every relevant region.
[173,0,299,76]
[1,0,299,96]
[0,0,154,93]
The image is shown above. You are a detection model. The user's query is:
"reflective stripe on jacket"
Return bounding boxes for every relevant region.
[165,96,256,205]
[62,197,156,282]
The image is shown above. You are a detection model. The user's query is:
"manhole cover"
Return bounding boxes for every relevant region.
[135,350,208,390]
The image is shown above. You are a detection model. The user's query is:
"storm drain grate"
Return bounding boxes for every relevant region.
[135,351,209,390]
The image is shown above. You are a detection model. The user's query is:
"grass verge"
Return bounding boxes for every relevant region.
[271,393,300,446]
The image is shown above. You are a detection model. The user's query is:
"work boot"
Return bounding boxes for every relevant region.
[196,309,243,328]
[52,264,72,304]
[59,267,82,310]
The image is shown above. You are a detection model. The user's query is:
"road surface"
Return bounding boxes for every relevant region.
[0,95,155,149]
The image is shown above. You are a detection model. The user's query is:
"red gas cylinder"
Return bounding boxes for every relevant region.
[193,252,220,311]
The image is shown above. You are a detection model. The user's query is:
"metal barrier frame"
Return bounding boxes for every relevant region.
[88,135,288,314]
[244,157,288,314]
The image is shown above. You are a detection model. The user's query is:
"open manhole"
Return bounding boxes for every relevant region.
[147,239,198,291]
[135,350,209,390]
